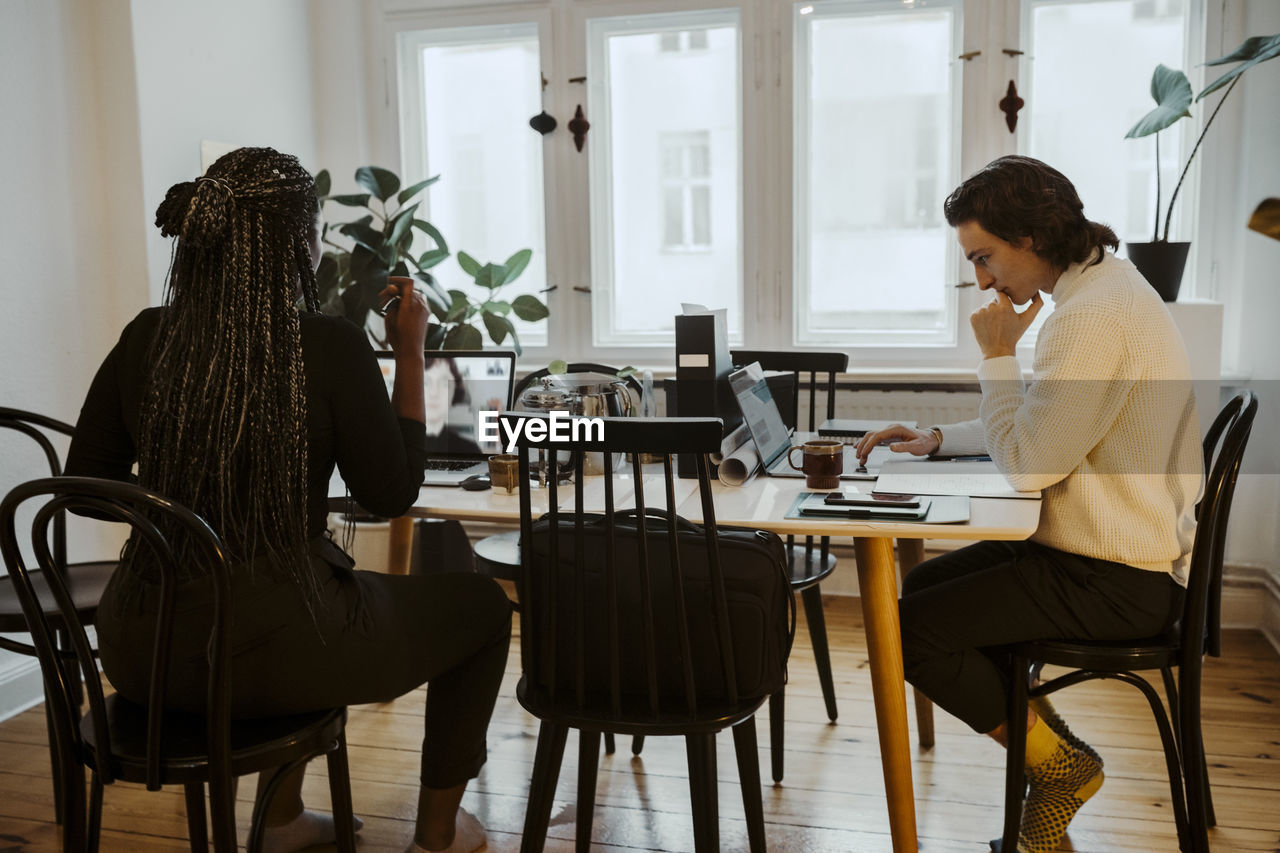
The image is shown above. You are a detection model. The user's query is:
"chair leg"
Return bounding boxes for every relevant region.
[575,731,602,853]
[247,756,311,853]
[685,733,719,852]
[44,700,64,826]
[800,585,839,722]
[1001,653,1030,853]
[520,721,569,853]
[768,690,785,783]
[87,771,104,853]
[1176,670,1211,853]
[184,783,209,853]
[327,730,359,853]
[631,735,645,755]
[732,718,767,853]
[912,688,936,749]
[1166,665,1215,831]
[603,732,615,754]
[208,774,239,853]
[57,750,86,853]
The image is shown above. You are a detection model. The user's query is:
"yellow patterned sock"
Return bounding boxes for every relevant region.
[1030,694,1103,767]
[1016,716,1104,853]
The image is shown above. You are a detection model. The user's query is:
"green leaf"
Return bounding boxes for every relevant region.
[412,219,448,253]
[314,169,331,199]
[481,300,511,315]
[338,221,383,254]
[444,323,484,350]
[415,271,451,315]
[548,359,568,375]
[355,166,401,202]
[475,263,510,290]
[387,202,419,251]
[457,251,481,277]
[396,175,440,205]
[1124,65,1192,138]
[417,248,449,270]
[506,325,523,357]
[615,366,637,378]
[511,294,550,322]
[425,324,448,350]
[1198,33,1280,101]
[482,311,514,346]
[502,248,532,284]
[329,193,372,208]
[445,289,470,323]
[315,253,340,300]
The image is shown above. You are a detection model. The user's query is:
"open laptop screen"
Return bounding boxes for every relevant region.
[728,363,792,468]
[375,351,516,458]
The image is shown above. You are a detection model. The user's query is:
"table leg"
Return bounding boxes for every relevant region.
[854,536,917,853]
[896,538,935,750]
[388,516,415,575]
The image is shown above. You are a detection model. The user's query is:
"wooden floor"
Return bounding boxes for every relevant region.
[2,593,1279,852]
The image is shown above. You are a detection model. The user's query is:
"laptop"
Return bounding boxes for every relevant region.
[376,350,516,486]
[728,363,895,481]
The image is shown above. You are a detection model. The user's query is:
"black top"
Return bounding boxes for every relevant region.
[66,308,427,536]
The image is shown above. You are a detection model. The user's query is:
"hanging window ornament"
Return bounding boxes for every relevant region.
[529,110,557,135]
[568,105,590,152]
[999,80,1024,133]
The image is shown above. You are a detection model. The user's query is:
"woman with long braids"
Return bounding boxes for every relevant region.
[66,147,510,853]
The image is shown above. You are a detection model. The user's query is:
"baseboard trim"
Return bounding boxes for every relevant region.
[1221,564,1280,654]
[0,657,45,724]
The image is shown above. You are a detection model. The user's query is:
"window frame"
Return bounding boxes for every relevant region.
[375,0,1209,372]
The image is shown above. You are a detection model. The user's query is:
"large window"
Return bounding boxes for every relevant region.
[794,0,961,346]
[587,10,743,346]
[397,23,550,348]
[389,0,1200,367]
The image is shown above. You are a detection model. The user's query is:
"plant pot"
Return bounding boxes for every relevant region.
[1125,241,1190,302]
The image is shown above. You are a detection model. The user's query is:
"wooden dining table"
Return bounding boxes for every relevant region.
[343,468,1041,852]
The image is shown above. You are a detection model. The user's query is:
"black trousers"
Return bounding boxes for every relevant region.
[898,540,1184,733]
[97,538,513,789]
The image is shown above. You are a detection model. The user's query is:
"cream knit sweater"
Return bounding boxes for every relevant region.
[937,252,1203,584]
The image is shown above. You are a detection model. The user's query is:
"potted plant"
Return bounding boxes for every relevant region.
[1124,34,1279,301]
[314,165,549,353]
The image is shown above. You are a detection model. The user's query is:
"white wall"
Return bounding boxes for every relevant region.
[130,0,320,303]
[0,0,324,717]
[0,0,148,716]
[1199,1,1280,627]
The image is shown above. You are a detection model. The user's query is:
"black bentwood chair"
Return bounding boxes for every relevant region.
[503,413,794,852]
[0,477,357,853]
[997,392,1258,853]
[730,349,849,782]
[0,407,118,824]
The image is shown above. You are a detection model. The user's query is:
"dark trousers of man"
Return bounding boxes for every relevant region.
[899,540,1185,734]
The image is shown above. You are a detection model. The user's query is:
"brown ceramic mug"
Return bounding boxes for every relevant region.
[488,454,520,495]
[787,439,844,489]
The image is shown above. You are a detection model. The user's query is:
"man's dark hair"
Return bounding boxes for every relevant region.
[943,155,1117,270]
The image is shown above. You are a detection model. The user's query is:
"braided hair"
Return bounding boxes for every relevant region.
[135,147,321,601]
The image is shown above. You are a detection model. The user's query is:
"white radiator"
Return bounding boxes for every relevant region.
[831,388,982,427]
[795,387,981,428]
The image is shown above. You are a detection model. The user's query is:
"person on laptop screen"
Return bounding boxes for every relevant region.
[854,156,1201,853]
[424,356,483,455]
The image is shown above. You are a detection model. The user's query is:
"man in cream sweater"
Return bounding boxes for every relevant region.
[855,156,1202,853]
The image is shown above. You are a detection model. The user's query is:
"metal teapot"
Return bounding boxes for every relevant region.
[517,371,635,475]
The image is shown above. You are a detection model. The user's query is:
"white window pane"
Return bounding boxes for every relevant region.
[402,25,548,348]
[688,29,709,50]
[795,3,958,344]
[1025,0,1188,247]
[692,185,711,246]
[589,11,742,344]
[663,187,684,246]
